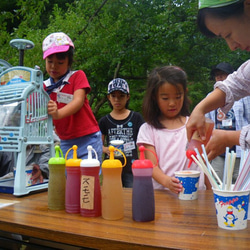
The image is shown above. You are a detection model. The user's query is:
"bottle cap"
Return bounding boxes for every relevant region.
[132,146,153,169]
[102,146,124,168]
[65,145,81,167]
[80,145,100,167]
[48,145,65,165]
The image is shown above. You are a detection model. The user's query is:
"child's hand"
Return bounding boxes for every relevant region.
[168,176,183,194]
[47,100,59,119]
[103,146,110,156]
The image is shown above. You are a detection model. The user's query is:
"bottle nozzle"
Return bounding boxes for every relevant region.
[87,145,93,160]
[187,159,193,168]
[72,145,78,160]
[139,145,145,160]
[186,149,196,168]
[109,146,115,160]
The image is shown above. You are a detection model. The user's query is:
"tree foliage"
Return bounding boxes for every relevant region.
[0,0,249,120]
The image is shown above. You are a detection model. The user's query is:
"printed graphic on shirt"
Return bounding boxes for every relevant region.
[216,108,235,131]
[108,124,135,157]
[216,108,236,153]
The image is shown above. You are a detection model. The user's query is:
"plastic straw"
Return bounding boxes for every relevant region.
[233,151,250,191]
[222,147,229,190]
[201,155,222,186]
[242,178,250,191]
[192,150,221,190]
[226,151,236,191]
[201,144,212,175]
[239,150,245,174]
[239,149,248,174]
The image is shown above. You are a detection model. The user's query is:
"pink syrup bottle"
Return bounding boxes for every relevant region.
[132,146,158,222]
[65,145,81,213]
[186,117,214,168]
[80,145,101,217]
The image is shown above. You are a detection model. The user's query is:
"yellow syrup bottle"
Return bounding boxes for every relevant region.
[101,146,126,220]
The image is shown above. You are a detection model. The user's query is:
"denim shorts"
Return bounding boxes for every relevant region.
[60,131,103,164]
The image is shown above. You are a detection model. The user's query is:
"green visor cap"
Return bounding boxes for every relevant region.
[199,0,240,9]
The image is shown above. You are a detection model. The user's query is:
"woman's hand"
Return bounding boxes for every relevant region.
[186,106,207,142]
[206,129,240,161]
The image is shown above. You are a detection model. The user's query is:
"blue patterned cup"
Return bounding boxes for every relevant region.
[174,170,200,200]
[213,188,250,230]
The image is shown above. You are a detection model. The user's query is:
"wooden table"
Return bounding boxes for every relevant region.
[0,189,249,249]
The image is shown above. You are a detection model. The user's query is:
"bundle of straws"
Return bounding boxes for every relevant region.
[191,146,250,191]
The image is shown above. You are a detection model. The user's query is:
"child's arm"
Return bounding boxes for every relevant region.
[101,134,110,156]
[48,88,85,120]
[187,88,226,142]
[143,144,182,194]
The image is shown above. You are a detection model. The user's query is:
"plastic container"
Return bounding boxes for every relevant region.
[132,146,157,222]
[186,117,214,168]
[80,145,101,217]
[48,145,66,210]
[101,146,126,220]
[65,145,81,213]
[110,139,124,158]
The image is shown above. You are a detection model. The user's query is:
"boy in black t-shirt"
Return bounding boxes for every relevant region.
[99,78,144,187]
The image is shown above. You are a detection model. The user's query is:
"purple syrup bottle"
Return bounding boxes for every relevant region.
[132,146,155,222]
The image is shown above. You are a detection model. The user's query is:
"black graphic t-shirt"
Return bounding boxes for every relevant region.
[99,111,144,173]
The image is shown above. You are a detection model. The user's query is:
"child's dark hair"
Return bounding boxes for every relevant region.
[47,46,74,68]
[143,66,190,129]
[197,1,244,38]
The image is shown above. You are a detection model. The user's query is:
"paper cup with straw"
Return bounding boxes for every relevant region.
[213,188,250,230]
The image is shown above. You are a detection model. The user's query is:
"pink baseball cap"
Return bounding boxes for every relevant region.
[42,32,74,59]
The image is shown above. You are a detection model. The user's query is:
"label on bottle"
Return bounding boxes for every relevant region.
[80,175,95,210]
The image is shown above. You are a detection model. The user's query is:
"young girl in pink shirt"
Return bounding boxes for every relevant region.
[137,66,205,193]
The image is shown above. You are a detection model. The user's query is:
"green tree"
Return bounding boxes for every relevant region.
[0,0,248,120]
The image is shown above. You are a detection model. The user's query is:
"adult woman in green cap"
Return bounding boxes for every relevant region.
[186,0,250,161]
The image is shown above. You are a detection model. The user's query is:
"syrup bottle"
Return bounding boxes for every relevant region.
[186,117,214,167]
[101,146,126,220]
[132,145,157,222]
[48,145,66,210]
[80,145,101,217]
[65,145,81,213]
